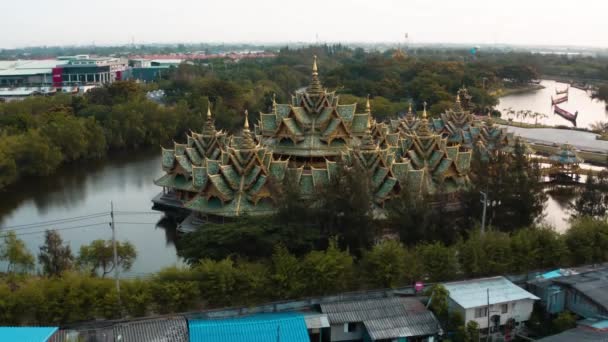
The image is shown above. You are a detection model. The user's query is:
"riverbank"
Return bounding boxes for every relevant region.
[493,83,545,97]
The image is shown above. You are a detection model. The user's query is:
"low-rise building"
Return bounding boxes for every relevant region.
[444,276,539,336]
[320,297,443,342]
[528,267,608,319]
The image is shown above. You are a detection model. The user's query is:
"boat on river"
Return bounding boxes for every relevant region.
[554,105,578,126]
[555,86,569,95]
[551,94,568,105]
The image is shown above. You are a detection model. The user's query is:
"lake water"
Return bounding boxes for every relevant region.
[0,133,584,274]
[498,80,608,129]
[0,149,182,277]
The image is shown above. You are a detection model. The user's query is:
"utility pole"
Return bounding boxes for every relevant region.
[480,191,488,233]
[110,202,121,304]
[486,288,490,342]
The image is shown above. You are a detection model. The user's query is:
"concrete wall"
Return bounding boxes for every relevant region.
[330,322,364,341]
[464,299,535,329]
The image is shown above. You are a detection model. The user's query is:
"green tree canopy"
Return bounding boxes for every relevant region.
[77,239,137,277]
[0,231,34,273]
[38,230,74,277]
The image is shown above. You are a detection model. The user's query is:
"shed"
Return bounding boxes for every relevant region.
[0,327,58,342]
[320,296,442,341]
[113,316,188,342]
[188,312,310,342]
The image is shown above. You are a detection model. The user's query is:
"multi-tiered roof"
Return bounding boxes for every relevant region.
[154,57,519,217]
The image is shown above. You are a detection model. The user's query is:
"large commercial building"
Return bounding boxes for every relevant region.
[0,55,127,87]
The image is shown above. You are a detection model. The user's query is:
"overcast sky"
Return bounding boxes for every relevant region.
[2,0,607,49]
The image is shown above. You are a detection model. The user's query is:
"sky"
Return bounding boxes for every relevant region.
[2,0,607,49]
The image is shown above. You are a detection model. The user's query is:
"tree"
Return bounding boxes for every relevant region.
[571,171,608,219]
[426,284,450,325]
[565,217,608,264]
[464,321,480,342]
[269,245,303,299]
[77,239,137,277]
[510,227,568,274]
[301,239,354,295]
[552,311,577,333]
[416,242,458,282]
[0,231,34,273]
[457,229,512,278]
[313,163,375,255]
[361,240,407,288]
[38,230,74,277]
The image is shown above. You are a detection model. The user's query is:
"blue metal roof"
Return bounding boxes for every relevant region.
[188,313,309,342]
[0,327,58,342]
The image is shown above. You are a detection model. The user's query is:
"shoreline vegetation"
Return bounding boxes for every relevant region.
[1,217,608,326]
[494,83,545,97]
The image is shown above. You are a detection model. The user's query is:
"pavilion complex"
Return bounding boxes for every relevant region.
[153,57,523,218]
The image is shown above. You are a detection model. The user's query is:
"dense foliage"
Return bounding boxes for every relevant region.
[0,81,201,190]
[2,217,607,325]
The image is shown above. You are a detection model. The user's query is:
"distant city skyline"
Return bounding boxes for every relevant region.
[2,0,607,49]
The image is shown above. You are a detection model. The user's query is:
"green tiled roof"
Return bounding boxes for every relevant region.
[372,167,390,189]
[292,107,312,125]
[174,143,186,155]
[456,151,472,173]
[269,160,288,181]
[375,177,397,200]
[261,113,278,132]
[206,159,221,175]
[220,165,241,190]
[186,147,202,166]
[192,166,208,188]
[208,174,235,200]
[351,114,369,133]
[336,104,357,122]
[162,148,175,170]
[176,155,192,173]
[312,167,329,187]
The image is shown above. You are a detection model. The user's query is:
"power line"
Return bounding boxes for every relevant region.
[1,222,110,237]
[0,212,109,231]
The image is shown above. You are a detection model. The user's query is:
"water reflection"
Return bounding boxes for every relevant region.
[0,148,183,275]
[498,80,607,129]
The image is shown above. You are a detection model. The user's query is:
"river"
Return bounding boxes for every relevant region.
[498,80,607,129]
[0,148,182,277]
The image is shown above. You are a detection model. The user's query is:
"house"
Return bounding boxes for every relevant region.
[444,276,539,334]
[320,296,443,342]
[528,267,608,319]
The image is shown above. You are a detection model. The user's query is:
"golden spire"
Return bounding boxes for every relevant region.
[207,100,212,119]
[307,55,323,94]
[408,102,412,114]
[244,109,250,130]
[456,94,461,104]
[272,93,277,113]
[366,94,371,112]
[422,101,428,119]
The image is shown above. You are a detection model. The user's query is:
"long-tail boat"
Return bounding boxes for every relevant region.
[554,105,578,126]
[551,94,568,106]
[555,86,569,95]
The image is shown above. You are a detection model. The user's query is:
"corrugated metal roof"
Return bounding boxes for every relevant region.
[302,313,330,329]
[48,326,114,342]
[363,312,442,340]
[320,297,426,324]
[444,276,539,309]
[188,313,309,342]
[536,328,608,341]
[0,327,58,342]
[113,316,188,342]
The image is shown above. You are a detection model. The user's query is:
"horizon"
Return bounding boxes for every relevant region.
[2,0,608,49]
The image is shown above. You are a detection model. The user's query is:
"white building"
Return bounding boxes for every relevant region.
[444,276,539,333]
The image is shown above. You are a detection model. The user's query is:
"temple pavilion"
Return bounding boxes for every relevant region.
[153,57,520,218]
